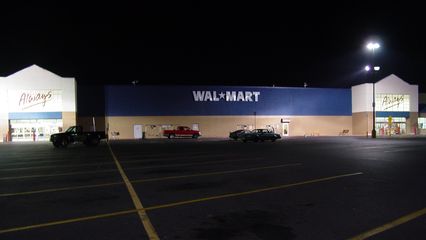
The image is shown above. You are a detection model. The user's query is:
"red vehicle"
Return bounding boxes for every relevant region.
[163,126,201,139]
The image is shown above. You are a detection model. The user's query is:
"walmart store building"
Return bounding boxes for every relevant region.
[105,74,424,139]
[0,65,76,142]
[1,66,425,142]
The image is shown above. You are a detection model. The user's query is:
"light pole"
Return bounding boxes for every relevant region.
[366,42,380,138]
[372,70,377,139]
[254,111,257,129]
[365,65,380,138]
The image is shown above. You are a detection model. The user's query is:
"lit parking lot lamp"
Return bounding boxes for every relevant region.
[366,41,380,138]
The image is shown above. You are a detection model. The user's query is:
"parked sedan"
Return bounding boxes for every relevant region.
[239,129,281,142]
[229,129,251,140]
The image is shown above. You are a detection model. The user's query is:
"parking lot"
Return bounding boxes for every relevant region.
[0,137,425,239]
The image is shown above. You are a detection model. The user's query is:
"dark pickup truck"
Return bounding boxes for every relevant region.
[50,126,107,148]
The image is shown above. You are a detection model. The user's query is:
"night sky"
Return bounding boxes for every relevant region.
[1,2,425,91]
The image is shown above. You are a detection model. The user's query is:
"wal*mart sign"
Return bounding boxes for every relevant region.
[193,91,260,102]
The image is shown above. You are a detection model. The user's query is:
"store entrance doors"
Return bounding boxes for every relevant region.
[133,125,143,139]
[9,119,63,142]
[376,117,407,136]
[282,122,289,136]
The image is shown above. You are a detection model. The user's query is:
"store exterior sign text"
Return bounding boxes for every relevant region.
[8,89,62,112]
[193,91,261,102]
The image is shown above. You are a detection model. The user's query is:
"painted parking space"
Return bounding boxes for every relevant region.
[0,138,425,239]
[0,172,363,235]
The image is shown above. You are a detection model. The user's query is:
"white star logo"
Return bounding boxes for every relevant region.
[219,92,225,99]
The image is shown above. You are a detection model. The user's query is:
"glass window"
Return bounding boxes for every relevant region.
[419,118,426,129]
[376,117,406,123]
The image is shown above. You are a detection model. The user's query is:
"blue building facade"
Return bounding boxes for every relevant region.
[105,85,352,116]
[105,85,353,139]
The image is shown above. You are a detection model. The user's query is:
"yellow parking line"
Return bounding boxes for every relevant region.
[0,209,137,234]
[0,153,238,171]
[348,207,426,240]
[107,143,159,240]
[128,158,263,171]
[0,172,362,234]
[0,157,108,167]
[133,163,302,183]
[0,162,114,171]
[144,172,363,211]
[0,169,118,181]
[0,182,124,197]
[121,153,241,163]
[0,158,263,181]
[0,163,300,197]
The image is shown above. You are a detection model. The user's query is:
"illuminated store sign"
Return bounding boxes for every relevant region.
[19,91,52,109]
[376,94,409,111]
[8,90,62,112]
[193,91,261,102]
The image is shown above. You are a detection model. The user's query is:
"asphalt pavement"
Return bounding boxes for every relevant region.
[0,137,425,239]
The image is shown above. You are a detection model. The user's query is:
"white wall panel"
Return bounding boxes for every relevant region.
[0,88,8,118]
[352,74,418,113]
[0,65,76,112]
[352,83,373,112]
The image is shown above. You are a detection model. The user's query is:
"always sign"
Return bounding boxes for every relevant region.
[19,91,52,109]
[8,89,62,112]
[192,91,260,102]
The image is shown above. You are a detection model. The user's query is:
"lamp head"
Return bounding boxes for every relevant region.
[366,42,380,51]
[365,65,371,71]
